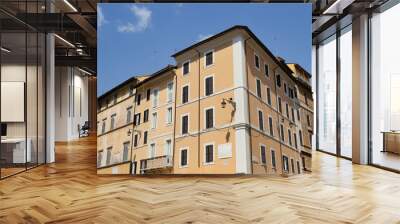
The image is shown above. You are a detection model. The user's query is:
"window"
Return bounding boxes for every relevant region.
[276,74,281,87]
[205,108,214,129]
[183,61,190,75]
[269,117,274,136]
[165,139,172,156]
[110,114,116,130]
[267,87,271,105]
[113,94,117,104]
[294,133,298,149]
[143,131,148,145]
[294,87,298,98]
[288,129,292,146]
[126,107,132,123]
[286,103,289,118]
[256,79,262,98]
[205,144,214,164]
[205,50,213,67]
[254,54,260,69]
[291,108,295,123]
[167,82,174,102]
[133,113,141,125]
[182,85,189,104]
[280,124,285,141]
[106,147,112,165]
[129,85,134,96]
[134,134,138,147]
[143,109,149,122]
[166,107,173,124]
[97,150,103,167]
[297,161,301,174]
[152,88,159,107]
[136,94,141,105]
[205,76,214,96]
[180,148,188,167]
[297,109,301,122]
[151,112,157,129]
[278,97,282,113]
[307,115,311,127]
[264,64,269,77]
[181,114,189,134]
[291,158,295,173]
[284,83,287,95]
[309,131,313,146]
[271,150,276,168]
[149,143,156,158]
[299,130,303,145]
[123,142,130,161]
[283,155,289,172]
[258,110,264,131]
[260,145,266,165]
[102,119,106,134]
[146,89,151,101]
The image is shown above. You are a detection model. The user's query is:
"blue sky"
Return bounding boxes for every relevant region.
[98,3,311,95]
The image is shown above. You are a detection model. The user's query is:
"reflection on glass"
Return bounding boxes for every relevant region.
[371,3,400,171]
[340,26,352,158]
[317,35,337,154]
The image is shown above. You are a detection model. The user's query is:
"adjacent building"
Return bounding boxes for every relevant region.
[97,25,314,175]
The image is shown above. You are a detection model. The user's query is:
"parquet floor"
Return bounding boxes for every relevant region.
[1,135,400,224]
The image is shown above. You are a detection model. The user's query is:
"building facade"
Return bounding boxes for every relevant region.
[97,26,314,175]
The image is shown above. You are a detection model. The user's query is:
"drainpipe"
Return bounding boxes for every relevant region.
[243,37,253,174]
[129,87,137,174]
[194,49,201,168]
[172,72,177,172]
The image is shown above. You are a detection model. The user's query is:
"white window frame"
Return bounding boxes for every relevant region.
[259,143,267,165]
[264,63,269,77]
[182,60,190,75]
[254,53,260,70]
[204,106,215,130]
[266,86,271,105]
[270,148,276,169]
[151,112,158,129]
[164,138,172,156]
[149,142,156,158]
[179,147,189,168]
[181,113,190,135]
[204,74,215,96]
[283,155,289,172]
[167,81,174,103]
[268,116,274,137]
[203,142,215,165]
[152,88,159,108]
[204,49,214,68]
[166,107,173,125]
[255,78,262,98]
[181,84,190,104]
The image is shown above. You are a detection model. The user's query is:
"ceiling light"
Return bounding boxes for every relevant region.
[63,0,78,12]
[78,67,93,76]
[54,34,75,48]
[1,47,11,53]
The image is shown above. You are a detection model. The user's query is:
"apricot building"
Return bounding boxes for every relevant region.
[97,25,313,175]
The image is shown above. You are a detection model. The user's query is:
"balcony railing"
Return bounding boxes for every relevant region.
[140,155,173,172]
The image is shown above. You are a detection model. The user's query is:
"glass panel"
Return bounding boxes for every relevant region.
[371,3,400,171]
[38,32,45,165]
[317,34,337,154]
[1,30,27,177]
[339,26,352,158]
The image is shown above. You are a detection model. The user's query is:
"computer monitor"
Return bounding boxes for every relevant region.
[1,123,7,137]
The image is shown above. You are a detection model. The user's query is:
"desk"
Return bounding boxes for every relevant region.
[382,131,400,155]
[1,138,32,164]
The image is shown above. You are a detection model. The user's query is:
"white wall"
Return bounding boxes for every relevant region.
[55,66,89,141]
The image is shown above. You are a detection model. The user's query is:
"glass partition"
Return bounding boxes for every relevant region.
[370,3,400,171]
[317,34,337,154]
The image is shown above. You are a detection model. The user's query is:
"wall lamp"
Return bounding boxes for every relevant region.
[221,98,236,110]
[1,47,11,53]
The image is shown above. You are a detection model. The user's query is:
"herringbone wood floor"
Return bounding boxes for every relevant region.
[1,135,400,224]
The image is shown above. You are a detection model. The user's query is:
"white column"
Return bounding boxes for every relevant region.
[232,35,251,174]
[46,32,55,163]
[352,14,369,164]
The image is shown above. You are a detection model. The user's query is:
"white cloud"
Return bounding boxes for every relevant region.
[197,34,212,41]
[97,6,108,28]
[118,5,152,33]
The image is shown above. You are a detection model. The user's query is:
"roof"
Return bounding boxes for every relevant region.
[134,65,176,88]
[171,25,295,80]
[288,63,312,78]
[98,76,138,101]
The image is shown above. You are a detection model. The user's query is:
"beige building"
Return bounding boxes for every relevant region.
[97,25,314,175]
